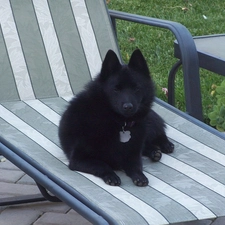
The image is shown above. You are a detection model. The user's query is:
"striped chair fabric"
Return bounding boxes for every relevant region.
[1,1,225,225]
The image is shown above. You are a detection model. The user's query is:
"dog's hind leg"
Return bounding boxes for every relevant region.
[143,134,174,162]
[153,134,174,154]
[143,145,162,162]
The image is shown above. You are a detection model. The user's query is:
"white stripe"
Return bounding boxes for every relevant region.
[71,0,102,79]
[0,0,35,100]
[25,99,61,126]
[145,174,215,219]
[166,125,225,166]
[79,172,168,225]
[161,155,225,197]
[0,105,67,163]
[62,95,74,102]
[33,0,73,97]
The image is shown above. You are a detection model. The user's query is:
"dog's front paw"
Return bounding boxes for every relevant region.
[131,172,149,187]
[103,173,121,186]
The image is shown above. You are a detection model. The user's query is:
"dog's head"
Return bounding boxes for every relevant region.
[97,49,155,118]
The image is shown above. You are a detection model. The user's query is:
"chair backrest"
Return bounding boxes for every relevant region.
[0,0,119,102]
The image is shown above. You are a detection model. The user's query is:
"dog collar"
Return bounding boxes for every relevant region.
[126,121,135,128]
[121,121,135,132]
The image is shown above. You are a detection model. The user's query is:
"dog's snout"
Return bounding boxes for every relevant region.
[123,103,133,111]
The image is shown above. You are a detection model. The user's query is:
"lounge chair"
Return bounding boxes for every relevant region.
[169,34,225,108]
[1,1,225,224]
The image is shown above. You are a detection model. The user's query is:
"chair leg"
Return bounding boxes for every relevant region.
[0,183,61,206]
[168,60,182,106]
[110,15,117,37]
[36,182,61,202]
[0,194,46,206]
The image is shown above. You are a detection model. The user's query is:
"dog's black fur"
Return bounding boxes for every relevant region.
[59,49,174,186]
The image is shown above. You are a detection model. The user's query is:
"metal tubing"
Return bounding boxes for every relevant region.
[0,194,46,206]
[168,60,182,106]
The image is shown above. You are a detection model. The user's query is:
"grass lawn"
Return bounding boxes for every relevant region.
[107,0,225,124]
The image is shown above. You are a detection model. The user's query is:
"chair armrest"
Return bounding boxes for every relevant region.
[108,9,203,121]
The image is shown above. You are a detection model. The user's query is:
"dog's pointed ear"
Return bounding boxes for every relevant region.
[128,49,150,76]
[99,50,121,81]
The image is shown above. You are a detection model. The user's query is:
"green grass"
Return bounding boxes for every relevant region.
[107,0,225,123]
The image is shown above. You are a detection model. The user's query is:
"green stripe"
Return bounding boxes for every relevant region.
[10,0,57,98]
[2,101,60,146]
[0,26,20,102]
[85,0,120,60]
[40,97,68,115]
[48,0,91,94]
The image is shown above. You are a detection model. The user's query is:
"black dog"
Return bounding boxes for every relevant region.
[59,49,174,186]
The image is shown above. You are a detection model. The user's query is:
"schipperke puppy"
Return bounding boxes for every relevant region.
[59,49,174,186]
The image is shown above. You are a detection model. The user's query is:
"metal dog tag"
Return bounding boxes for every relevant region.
[119,130,131,143]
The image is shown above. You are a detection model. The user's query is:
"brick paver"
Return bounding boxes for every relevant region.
[0,182,40,197]
[172,220,213,225]
[0,205,42,225]
[34,210,91,225]
[210,217,225,225]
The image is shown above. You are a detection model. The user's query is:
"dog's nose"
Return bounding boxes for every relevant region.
[123,103,133,111]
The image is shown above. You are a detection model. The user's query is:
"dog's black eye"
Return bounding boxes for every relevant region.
[134,86,140,93]
[114,85,120,93]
